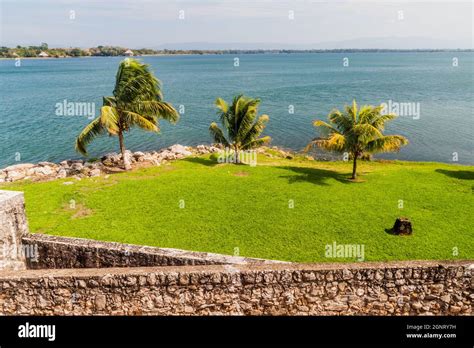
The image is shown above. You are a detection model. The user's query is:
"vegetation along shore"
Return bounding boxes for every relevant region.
[1,43,472,58]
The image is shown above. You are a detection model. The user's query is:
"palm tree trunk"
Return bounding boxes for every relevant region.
[234,144,241,164]
[118,131,131,170]
[351,153,358,179]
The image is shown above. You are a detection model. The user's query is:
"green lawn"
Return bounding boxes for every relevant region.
[1,153,473,262]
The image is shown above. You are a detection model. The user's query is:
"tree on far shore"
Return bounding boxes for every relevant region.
[306,100,408,180]
[209,95,271,163]
[75,58,178,169]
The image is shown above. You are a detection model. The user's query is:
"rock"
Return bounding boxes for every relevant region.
[324,302,347,311]
[33,166,54,176]
[37,162,56,167]
[449,305,461,313]
[57,169,67,179]
[159,150,176,161]
[392,217,413,235]
[196,145,209,154]
[70,163,84,172]
[136,153,155,163]
[209,146,220,153]
[4,163,35,172]
[168,144,192,157]
[430,284,444,294]
[123,153,132,170]
[95,294,107,310]
[133,151,145,159]
[68,160,84,165]
[440,294,451,303]
[62,181,74,185]
[101,152,120,165]
[5,170,25,182]
[89,169,101,177]
[59,160,69,167]
[342,269,353,280]
[119,150,133,159]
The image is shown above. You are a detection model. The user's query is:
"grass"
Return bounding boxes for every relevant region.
[1,153,473,263]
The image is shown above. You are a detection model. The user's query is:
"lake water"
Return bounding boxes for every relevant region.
[0,52,473,167]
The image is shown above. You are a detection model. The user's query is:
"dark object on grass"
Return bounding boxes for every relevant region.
[393,217,413,235]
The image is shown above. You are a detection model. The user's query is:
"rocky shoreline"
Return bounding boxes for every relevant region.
[0,144,326,184]
[0,144,222,183]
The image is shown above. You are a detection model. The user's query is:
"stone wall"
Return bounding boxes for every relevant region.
[0,260,471,315]
[22,233,282,269]
[0,191,27,270]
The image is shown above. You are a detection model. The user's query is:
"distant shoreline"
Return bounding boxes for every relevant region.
[1,48,472,60]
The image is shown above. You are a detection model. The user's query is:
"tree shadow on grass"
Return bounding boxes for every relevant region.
[182,157,217,167]
[435,169,474,180]
[278,166,352,186]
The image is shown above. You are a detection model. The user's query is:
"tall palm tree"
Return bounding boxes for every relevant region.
[306,100,408,179]
[209,95,271,162]
[75,58,179,169]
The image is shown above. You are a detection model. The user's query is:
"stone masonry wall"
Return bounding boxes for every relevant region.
[0,261,471,315]
[0,191,27,270]
[22,233,283,269]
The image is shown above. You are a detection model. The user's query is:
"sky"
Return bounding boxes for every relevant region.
[0,0,472,49]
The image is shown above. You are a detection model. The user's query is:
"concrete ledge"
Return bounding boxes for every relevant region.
[2,259,472,279]
[22,233,286,269]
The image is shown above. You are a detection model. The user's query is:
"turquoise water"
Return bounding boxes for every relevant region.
[0,52,473,167]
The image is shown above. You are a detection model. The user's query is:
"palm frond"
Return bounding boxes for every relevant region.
[241,114,269,146]
[215,97,229,114]
[209,122,230,147]
[365,135,409,153]
[328,110,353,133]
[99,106,120,134]
[103,96,117,107]
[351,123,384,143]
[313,119,341,136]
[307,133,347,152]
[370,113,397,130]
[131,100,179,123]
[242,136,271,150]
[123,111,159,132]
[75,118,105,156]
[236,98,260,141]
[113,59,161,103]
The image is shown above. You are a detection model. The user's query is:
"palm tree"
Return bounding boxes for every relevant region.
[306,100,408,180]
[75,58,179,169]
[209,95,271,163]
